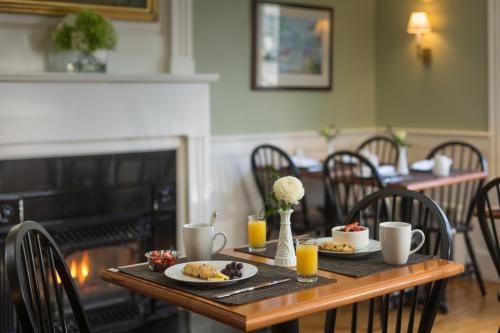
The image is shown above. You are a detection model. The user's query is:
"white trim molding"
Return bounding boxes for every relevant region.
[169,0,195,74]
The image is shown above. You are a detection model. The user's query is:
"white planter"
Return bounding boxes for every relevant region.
[274,209,296,267]
[397,146,409,176]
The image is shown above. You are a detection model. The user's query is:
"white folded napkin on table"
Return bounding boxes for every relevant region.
[291,156,322,169]
[358,149,379,177]
[411,159,434,172]
[377,165,398,177]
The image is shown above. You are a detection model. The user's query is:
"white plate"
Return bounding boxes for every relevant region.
[164,261,258,287]
[315,238,381,259]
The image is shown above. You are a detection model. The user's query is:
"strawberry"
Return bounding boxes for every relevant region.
[344,222,359,232]
[151,251,160,257]
[162,252,172,259]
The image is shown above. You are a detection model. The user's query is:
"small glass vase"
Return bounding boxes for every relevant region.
[327,140,335,156]
[66,50,107,73]
[397,146,410,176]
[274,209,296,267]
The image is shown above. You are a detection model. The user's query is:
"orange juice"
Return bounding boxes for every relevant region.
[247,217,266,252]
[296,244,318,276]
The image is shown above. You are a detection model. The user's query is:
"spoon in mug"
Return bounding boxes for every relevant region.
[209,210,218,226]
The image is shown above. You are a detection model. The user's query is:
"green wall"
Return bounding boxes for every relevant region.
[194,0,376,135]
[375,0,488,131]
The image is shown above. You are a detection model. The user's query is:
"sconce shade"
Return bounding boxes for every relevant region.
[407,12,431,34]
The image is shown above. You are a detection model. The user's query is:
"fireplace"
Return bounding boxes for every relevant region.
[0,150,177,332]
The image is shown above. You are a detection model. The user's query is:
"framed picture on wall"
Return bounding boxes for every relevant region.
[252,0,333,90]
[0,0,158,21]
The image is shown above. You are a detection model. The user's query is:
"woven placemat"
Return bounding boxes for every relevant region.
[117,253,335,306]
[235,243,433,278]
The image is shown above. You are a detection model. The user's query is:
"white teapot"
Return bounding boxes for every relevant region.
[432,154,453,176]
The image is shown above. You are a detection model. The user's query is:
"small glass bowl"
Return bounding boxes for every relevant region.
[145,250,180,272]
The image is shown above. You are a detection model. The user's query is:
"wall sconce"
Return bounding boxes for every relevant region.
[407,11,432,65]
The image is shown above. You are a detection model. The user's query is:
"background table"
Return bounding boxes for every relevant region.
[101,248,464,332]
[301,168,488,191]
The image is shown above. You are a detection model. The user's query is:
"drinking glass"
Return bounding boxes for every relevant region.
[247,215,266,252]
[296,239,318,283]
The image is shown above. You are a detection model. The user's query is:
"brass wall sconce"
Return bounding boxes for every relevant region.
[407,12,432,65]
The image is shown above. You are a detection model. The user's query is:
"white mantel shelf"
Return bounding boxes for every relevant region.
[0,72,220,83]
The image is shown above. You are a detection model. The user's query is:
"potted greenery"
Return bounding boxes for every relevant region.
[53,9,117,73]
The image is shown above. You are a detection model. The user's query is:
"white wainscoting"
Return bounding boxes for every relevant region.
[210,127,498,282]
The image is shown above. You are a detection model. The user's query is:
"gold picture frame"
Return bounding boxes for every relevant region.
[0,0,158,21]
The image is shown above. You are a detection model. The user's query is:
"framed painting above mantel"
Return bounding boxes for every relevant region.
[0,0,158,21]
[252,0,333,91]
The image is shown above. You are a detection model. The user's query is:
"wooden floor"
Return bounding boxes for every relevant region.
[300,279,500,333]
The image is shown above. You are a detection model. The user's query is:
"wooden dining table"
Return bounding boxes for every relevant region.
[300,167,488,191]
[101,247,464,333]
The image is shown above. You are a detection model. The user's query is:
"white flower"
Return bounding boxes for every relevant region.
[273,176,305,206]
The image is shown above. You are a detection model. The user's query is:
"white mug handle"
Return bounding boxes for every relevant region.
[409,229,426,255]
[212,232,227,255]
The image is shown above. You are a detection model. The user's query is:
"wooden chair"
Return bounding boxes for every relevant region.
[5,221,90,333]
[357,135,399,166]
[426,141,487,295]
[323,151,385,231]
[251,144,321,237]
[324,188,452,333]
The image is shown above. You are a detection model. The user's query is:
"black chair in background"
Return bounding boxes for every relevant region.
[5,221,91,333]
[323,151,385,232]
[476,177,500,277]
[426,141,487,295]
[324,188,453,333]
[476,177,500,310]
[251,144,322,237]
[357,135,399,166]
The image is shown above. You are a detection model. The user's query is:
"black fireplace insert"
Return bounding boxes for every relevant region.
[0,150,177,332]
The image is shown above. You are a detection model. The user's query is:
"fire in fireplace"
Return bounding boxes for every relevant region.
[0,150,177,333]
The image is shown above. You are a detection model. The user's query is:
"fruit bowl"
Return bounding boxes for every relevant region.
[331,222,369,249]
[145,250,180,272]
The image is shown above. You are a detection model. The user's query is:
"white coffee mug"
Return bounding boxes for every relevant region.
[379,222,425,265]
[182,224,227,261]
[432,154,453,177]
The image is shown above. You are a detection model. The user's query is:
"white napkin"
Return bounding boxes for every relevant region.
[359,149,380,168]
[411,159,434,172]
[357,149,379,177]
[291,156,322,169]
[378,165,398,177]
[341,155,358,164]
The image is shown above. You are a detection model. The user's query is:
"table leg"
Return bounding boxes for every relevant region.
[271,319,299,333]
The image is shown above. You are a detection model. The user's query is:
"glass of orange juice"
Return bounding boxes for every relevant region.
[247,215,266,252]
[296,239,318,283]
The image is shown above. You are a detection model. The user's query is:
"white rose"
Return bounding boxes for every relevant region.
[273,176,305,205]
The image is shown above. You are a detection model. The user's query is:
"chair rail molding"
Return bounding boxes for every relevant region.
[169,0,195,74]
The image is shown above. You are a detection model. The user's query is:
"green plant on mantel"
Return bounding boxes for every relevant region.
[53,9,117,53]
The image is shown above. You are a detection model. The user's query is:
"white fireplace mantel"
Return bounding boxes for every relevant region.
[0,72,219,246]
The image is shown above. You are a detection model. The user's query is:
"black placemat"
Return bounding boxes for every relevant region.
[235,242,433,278]
[117,254,335,306]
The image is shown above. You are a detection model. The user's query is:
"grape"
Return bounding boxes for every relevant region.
[236,263,243,270]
